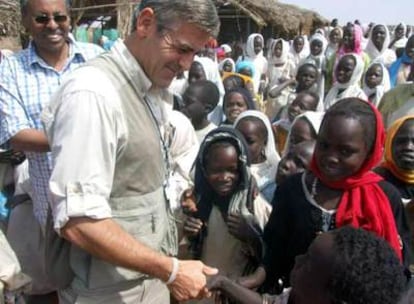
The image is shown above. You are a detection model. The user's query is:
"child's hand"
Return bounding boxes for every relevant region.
[236,266,266,289]
[183,216,203,237]
[181,188,197,214]
[227,214,259,243]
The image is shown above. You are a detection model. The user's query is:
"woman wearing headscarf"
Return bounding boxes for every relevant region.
[389,35,414,88]
[234,110,281,202]
[325,26,343,60]
[389,23,409,57]
[365,24,396,68]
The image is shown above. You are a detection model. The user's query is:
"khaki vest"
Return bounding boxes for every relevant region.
[70,53,177,294]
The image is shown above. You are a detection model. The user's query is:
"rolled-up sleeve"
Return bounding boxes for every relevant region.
[43,68,127,231]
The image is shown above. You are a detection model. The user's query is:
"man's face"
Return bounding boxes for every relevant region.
[23,0,70,54]
[137,15,211,89]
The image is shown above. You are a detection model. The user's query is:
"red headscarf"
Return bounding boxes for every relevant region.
[310,100,402,261]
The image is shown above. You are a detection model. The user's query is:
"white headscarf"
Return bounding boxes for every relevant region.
[290,35,310,67]
[284,111,324,155]
[365,24,396,67]
[218,57,236,73]
[245,33,265,58]
[234,110,280,194]
[324,53,368,109]
[363,62,391,107]
[392,23,408,49]
[269,38,290,65]
[220,44,232,54]
[234,110,280,166]
[244,33,268,93]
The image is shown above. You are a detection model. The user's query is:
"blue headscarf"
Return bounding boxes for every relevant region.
[236,60,256,78]
[389,52,413,88]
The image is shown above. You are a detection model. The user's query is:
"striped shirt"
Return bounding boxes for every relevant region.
[0,35,103,226]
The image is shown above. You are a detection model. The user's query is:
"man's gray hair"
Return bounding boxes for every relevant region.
[20,0,71,15]
[131,0,220,37]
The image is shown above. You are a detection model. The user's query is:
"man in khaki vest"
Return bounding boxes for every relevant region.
[43,1,220,303]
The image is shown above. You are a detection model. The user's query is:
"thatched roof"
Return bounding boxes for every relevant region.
[222,0,328,36]
[0,0,21,37]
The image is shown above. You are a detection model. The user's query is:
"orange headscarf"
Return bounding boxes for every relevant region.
[382,115,414,184]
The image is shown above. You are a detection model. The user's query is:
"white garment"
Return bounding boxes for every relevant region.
[289,35,310,72]
[244,33,268,93]
[43,40,169,231]
[391,23,408,50]
[267,39,295,88]
[324,53,368,110]
[195,122,217,144]
[364,24,396,68]
[363,62,391,107]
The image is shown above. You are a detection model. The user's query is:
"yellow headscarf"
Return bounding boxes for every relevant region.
[382,115,414,184]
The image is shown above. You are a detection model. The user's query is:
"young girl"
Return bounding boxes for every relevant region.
[258,98,410,293]
[222,87,256,125]
[325,27,342,60]
[289,35,310,72]
[182,127,271,303]
[234,110,280,203]
[265,39,296,119]
[243,33,268,95]
[365,24,396,68]
[363,62,391,107]
[324,54,367,110]
[207,226,406,304]
[302,33,328,110]
[219,57,236,76]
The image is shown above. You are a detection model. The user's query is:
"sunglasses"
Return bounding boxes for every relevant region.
[34,14,68,24]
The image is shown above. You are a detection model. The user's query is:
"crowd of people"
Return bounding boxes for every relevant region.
[1,0,414,303]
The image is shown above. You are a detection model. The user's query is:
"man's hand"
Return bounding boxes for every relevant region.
[168,260,218,301]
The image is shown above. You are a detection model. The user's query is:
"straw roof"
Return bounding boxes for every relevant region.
[222,0,328,36]
[0,0,21,37]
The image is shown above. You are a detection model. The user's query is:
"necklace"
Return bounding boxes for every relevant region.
[311,176,318,199]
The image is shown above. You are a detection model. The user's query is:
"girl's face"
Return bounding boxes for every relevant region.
[294,37,304,53]
[342,25,355,50]
[365,64,383,89]
[253,36,263,54]
[223,61,233,72]
[395,24,405,39]
[188,62,206,84]
[205,144,240,197]
[182,86,206,122]
[310,40,323,56]
[372,25,387,50]
[288,118,315,149]
[335,56,356,84]
[296,66,318,90]
[287,93,317,123]
[392,120,414,170]
[315,116,370,181]
[225,92,248,123]
[290,233,334,304]
[236,119,267,164]
[329,28,341,44]
[273,41,283,58]
[275,144,312,185]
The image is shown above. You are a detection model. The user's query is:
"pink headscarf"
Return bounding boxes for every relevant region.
[338,24,364,56]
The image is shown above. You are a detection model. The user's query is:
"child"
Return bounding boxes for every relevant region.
[275,140,316,187]
[188,56,225,125]
[243,33,268,95]
[272,91,320,154]
[324,54,367,110]
[219,57,236,76]
[254,98,410,292]
[222,87,256,125]
[325,27,342,60]
[284,111,324,154]
[234,110,280,203]
[207,226,407,304]
[363,62,391,107]
[302,33,328,110]
[389,35,414,88]
[182,127,271,303]
[265,39,296,119]
[181,80,220,143]
[289,35,310,72]
[268,63,319,121]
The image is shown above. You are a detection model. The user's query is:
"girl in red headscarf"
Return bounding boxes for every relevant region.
[239,97,410,293]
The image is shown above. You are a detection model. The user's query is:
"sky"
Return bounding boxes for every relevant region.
[280,0,412,26]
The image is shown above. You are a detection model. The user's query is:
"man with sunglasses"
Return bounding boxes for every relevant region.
[43,0,221,303]
[0,0,102,302]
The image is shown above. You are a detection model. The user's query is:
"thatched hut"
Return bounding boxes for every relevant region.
[0,0,22,50]
[217,0,328,43]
